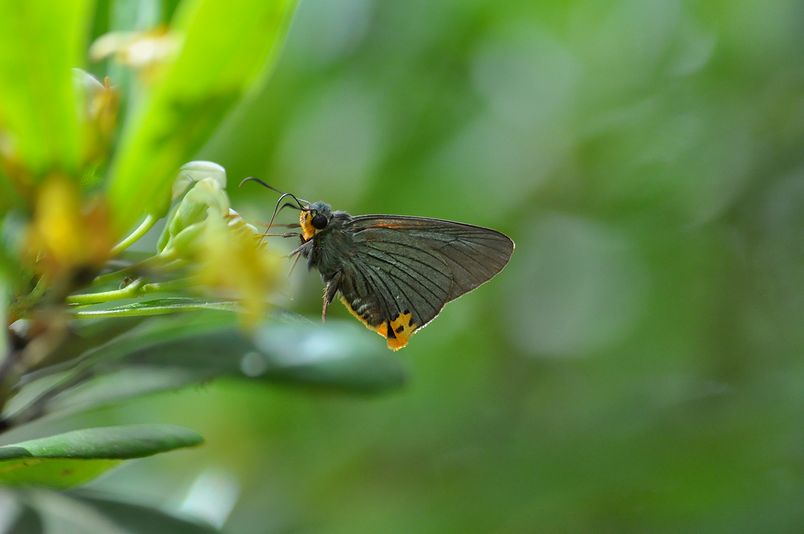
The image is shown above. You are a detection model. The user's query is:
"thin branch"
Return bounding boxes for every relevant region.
[110,213,157,256]
[66,278,144,305]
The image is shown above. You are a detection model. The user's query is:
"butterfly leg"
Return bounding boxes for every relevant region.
[322,272,341,322]
[287,239,312,259]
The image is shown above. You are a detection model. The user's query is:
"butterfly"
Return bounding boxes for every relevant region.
[243,178,515,350]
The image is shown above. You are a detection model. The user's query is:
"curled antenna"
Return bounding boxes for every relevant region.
[239,176,310,234]
[265,199,305,233]
[239,177,308,209]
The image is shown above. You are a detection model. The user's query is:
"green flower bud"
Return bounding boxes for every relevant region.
[158,170,230,256]
[172,161,227,200]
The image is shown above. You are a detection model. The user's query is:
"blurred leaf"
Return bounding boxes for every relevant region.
[23,315,148,374]
[5,500,44,534]
[13,309,235,397]
[5,310,405,428]
[106,0,298,235]
[21,489,217,533]
[32,367,213,421]
[0,174,25,213]
[7,313,405,426]
[72,491,217,533]
[0,1,91,177]
[0,424,202,488]
[13,488,215,533]
[103,317,408,393]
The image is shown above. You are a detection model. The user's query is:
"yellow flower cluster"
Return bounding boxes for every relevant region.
[158,162,280,327]
[25,175,112,280]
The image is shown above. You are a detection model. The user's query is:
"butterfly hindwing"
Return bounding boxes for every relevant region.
[337,215,514,350]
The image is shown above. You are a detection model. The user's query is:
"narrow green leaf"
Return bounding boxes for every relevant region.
[5,500,44,534]
[0,1,91,177]
[58,491,217,534]
[0,424,203,488]
[70,297,240,318]
[24,316,149,374]
[40,367,213,417]
[20,488,215,532]
[0,424,203,459]
[107,0,298,235]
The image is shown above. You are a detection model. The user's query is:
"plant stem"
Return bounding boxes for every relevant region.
[140,280,191,294]
[66,278,144,305]
[66,277,197,306]
[110,213,157,256]
[90,253,181,286]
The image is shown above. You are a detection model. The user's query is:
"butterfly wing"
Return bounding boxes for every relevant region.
[337,215,514,350]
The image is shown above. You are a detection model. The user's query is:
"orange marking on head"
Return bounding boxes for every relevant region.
[300,211,316,240]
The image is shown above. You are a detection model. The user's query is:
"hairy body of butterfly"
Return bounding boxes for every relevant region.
[293,201,514,351]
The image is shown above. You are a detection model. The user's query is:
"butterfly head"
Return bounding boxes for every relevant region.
[300,201,332,240]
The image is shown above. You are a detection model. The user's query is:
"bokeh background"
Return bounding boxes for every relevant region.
[51,0,804,531]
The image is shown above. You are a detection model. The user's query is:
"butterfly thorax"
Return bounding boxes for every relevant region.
[303,210,353,281]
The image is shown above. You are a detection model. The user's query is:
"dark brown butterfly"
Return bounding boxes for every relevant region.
[244,178,514,350]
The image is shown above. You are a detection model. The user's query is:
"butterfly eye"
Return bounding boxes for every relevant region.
[311,213,328,229]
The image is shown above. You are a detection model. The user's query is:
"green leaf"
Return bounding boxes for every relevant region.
[6,312,405,426]
[0,424,202,488]
[5,500,44,534]
[35,367,213,418]
[58,491,217,534]
[70,297,240,318]
[24,316,149,374]
[105,317,408,393]
[106,0,298,235]
[13,488,216,533]
[0,1,91,177]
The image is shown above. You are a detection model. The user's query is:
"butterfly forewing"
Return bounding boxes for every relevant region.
[337,215,514,349]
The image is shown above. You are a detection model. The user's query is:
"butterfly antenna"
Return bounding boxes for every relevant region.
[239,176,282,194]
[240,176,311,232]
[239,176,309,209]
[266,198,308,232]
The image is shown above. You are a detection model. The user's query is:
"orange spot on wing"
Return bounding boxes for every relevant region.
[386,311,416,351]
[339,298,418,351]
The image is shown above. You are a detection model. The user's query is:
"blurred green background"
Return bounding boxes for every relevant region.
[46,0,804,531]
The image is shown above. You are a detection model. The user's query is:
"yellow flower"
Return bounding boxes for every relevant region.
[25,175,112,279]
[158,167,280,327]
[196,211,280,328]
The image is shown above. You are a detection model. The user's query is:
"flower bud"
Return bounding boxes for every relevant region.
[172,161,227,200]
[157,174,230,256]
